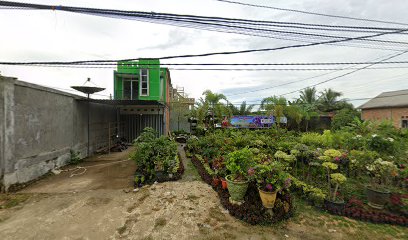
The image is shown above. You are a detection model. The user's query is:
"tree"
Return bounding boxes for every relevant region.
[285,103,303,130]
[260,96,287,127]
[229,101,255,115]
[300,87,318,105]
[298,88,319,131]
[318,88,343,112]
[331,108,360,131]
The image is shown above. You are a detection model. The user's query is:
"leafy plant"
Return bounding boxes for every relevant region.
[69,150,82,165]
[253,162,291,192]
[226,147,253,181]
[366,158,398,190]
[131,128,178,181]
[330,173,347,202]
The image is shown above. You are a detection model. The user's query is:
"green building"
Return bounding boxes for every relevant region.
[112,59,172,140]
[111,59,194,140]
[114,59,169,101]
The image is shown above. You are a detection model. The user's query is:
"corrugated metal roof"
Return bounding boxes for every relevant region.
[358,89,408,109]
[77,99,165,106]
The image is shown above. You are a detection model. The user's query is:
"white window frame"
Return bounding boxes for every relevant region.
[139,69,149,96]
[122,76,138,100]
[160,73,164,101]
[402,119,408,128]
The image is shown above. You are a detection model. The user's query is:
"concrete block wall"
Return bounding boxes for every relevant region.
[0,76,116,191]
[361,107,408,128]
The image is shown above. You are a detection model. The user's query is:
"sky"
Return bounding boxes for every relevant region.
[1,0,408,107]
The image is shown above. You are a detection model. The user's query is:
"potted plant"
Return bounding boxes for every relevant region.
[324,173,347,212]
[225,147,253,203]
[366,158,398,209]
[253,162,291,208]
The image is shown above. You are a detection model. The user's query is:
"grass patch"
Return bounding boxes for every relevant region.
[291,198,407,240]
[0,194,30,209]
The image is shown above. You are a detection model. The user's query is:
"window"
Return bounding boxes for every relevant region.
[160,75,164,101]
[122,75,138,100]
[140,69,149,96]
[402,119,408,128]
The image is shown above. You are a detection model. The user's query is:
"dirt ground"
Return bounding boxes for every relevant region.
[0,145,406,240]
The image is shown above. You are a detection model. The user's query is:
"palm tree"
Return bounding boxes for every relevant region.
[190,97,209,127]
[318,88,343,112]
[229,101,255,115]
[201,90,230,127]
[202,90,226,106]
[297,88,319,131]
[260,96,287,127]
[300,87,318,105]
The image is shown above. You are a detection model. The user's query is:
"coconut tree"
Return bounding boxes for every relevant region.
[298,88,319,131]
[229,101,255,115]
[300,87,318,105]
[201,90,226,126]
[318,88,343,112]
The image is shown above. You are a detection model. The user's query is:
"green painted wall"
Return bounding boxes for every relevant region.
[114,59,168,101]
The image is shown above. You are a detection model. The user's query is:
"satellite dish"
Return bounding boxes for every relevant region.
[71,78,105,96]
[70,78,106,157]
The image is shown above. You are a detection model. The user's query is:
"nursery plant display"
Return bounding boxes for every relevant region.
[366,158,398,209]
[225,148,253,202]
[131,128,183,186]
[186,121,408,226]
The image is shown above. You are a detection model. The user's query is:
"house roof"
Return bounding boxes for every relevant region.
[358,89,408,109]
[78,99,165,106]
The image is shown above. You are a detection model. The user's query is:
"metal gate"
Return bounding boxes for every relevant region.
[120,114,164,142]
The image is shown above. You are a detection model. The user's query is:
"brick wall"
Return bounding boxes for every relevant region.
[361,107,408,128]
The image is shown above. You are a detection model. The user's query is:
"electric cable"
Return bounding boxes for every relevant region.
[214,0,408,27]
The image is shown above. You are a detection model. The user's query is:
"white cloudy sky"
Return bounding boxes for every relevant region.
[1,0,408,107]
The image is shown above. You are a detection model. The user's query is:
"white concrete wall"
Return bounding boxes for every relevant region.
[0,76,116,191]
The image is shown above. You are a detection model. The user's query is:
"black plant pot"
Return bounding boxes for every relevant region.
[324,199,345,214]
[366,187,390,209]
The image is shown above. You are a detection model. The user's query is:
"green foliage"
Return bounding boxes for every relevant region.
[331,108,360,131]
[253,161,291,192]
[367,134,397,155]
[69,150,82,165]
[226,147,254,180]
[131,128,178,181]
[300,132,325,147]
[134,127,157,143]
[322,162,338,170]
[330,173,347,201]
[366,158,398,188]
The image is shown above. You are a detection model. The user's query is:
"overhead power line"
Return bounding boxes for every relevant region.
[188,92,408,106]
[214,0,408,27]
[280,50,408,96]
[1,1,408,51]
[0,27,407,65]
[3,64,408,71]
[3,61,408,66]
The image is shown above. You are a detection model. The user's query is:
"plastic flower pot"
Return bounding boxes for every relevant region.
[212,177,220,187]
[366,187,390,209]
[221,178,228,189]
[324,199,345,214]
[258,188,278,209]
[225,175,248,202]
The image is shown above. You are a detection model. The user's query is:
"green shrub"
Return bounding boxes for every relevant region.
[226,147,253,180]
[131,128,178,181]
[300,132,324,147]
[69,150,82,165]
